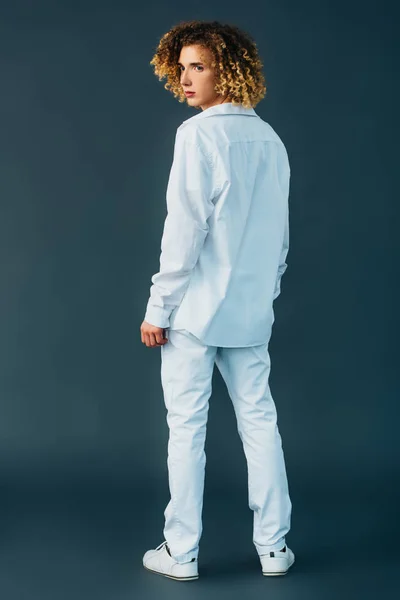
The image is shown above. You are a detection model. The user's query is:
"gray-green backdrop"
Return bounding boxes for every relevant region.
[0,1,398,599]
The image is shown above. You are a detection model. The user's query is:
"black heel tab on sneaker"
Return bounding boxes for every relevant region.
[270,546,286,557]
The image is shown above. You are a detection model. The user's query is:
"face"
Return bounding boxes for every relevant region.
[178,44,231,111]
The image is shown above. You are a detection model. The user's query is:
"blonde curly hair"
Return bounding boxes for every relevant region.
[149,20,267,109]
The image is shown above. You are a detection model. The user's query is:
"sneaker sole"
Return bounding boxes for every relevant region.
[143,564,199,581]
[262,557,295,576]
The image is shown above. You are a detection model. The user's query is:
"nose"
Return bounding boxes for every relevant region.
[180,70,191,86]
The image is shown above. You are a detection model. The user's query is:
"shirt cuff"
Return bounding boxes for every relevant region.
[144,303,172,329]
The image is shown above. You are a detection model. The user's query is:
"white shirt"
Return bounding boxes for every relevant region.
[144,102,291,347]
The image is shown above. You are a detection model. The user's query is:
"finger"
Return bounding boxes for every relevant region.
[149,333,158,347]
[155,331,167,345]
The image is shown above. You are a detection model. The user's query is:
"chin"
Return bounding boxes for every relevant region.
[186,97,200,106]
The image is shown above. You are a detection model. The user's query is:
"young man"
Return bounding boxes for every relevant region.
[140,20,294,580]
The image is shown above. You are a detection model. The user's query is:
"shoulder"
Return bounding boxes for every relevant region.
[173,122,216,171]
[175,120,211,154]
[176,119,203,145]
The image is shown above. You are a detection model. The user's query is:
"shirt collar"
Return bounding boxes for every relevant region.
[181,102,258,124]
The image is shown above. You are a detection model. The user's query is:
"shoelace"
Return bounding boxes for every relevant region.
[154,540,196,562]
[155,541,168,551]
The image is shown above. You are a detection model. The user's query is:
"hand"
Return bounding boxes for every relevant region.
[140,320,169,347]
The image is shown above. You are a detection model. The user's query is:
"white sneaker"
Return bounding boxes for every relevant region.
[143,541,199,581]
[259,545,295,576]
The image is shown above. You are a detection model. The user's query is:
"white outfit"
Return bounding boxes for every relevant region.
[144,102,292,564]
[161,328,292,564]
[144,102,290,347]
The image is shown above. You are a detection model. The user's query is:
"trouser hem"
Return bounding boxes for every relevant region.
[255,538,287,555]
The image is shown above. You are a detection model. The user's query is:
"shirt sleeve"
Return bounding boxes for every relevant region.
[144,128,216,328]
[273,205,289,301]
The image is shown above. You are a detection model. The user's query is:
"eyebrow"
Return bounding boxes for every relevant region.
[177,62,204,66]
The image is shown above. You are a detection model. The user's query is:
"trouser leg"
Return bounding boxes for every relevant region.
[215,341,292,555]
[160,328,217,564]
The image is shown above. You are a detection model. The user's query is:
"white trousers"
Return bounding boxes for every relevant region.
[160,328,292,564]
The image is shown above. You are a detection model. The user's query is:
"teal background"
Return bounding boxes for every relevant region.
[0,1,398,598]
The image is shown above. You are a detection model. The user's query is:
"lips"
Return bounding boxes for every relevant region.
[185,92,195,96]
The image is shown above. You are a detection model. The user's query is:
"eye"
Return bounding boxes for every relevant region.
[178,65,204,72]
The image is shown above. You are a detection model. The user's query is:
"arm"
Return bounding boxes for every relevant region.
[144,128,216,328]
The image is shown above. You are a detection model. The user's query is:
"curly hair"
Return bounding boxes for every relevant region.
[149,20,267,109]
